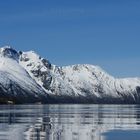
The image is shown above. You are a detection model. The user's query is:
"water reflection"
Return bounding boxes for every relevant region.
[0,105,140,140]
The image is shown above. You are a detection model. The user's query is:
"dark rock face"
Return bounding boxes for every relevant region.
[0,47,19,60]
[41,58,51,69]
[136,86,140,93]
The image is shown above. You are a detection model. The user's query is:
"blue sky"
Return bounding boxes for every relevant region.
[0,0,140,77]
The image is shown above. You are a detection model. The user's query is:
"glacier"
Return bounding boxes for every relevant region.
[0,46,140,104]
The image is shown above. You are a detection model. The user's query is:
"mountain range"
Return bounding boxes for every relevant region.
[0,46,140,104]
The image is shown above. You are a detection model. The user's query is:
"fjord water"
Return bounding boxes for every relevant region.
[0,105,140,140]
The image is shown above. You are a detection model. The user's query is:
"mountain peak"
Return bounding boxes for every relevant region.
[0,46,15,52]
[0,46,19,60]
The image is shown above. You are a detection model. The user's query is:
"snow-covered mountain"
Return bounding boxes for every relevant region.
[0,47,49,103]
[0,46,140,104]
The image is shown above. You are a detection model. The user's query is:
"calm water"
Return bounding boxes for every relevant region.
[0,104,140,140]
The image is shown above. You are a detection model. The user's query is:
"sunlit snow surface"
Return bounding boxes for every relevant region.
[0,104,140,140]
[0,46,140,103]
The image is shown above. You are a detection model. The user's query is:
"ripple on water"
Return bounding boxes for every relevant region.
[0,104,140,140]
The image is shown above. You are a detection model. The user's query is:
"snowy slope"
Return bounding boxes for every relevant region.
[0,47,48,103]
[0,46,140,103]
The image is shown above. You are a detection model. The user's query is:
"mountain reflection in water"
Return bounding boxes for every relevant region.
[0,104,140,140]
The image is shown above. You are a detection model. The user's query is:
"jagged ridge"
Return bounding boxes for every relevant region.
[0,46,140,104]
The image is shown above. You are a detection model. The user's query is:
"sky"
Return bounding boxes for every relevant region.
[0,0,140,78]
